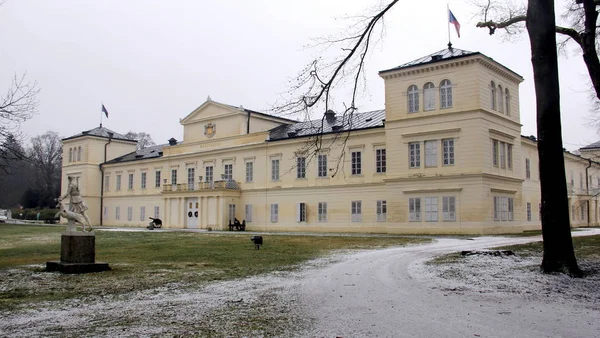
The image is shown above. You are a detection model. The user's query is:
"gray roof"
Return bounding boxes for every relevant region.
[222,104,298,124]
[580,140,600,150]
[379,47,478,74]
[104,143,165,164]
[269,109,386,141]
[63,125,134,142]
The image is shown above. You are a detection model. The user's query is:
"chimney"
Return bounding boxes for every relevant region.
[168,137,177,146]
[325,109,336,123]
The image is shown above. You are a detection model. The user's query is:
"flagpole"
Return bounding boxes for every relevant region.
[447,3,451,47]
[100,102,103,128]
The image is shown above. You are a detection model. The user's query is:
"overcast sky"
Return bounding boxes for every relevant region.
[1,0,598,151]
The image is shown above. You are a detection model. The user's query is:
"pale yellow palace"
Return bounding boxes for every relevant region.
[61,47,600,234]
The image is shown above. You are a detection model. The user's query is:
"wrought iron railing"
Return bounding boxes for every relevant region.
[162,180,240,193]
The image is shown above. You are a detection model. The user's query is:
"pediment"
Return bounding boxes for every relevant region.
[180,99,245,125]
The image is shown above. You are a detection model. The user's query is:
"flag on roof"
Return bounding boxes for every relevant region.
[102,104,109,118]
[449,9,461,38]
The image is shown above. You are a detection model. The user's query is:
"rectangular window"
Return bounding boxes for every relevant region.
[228,204,236,223]
[224,164,233,181]
[442,196,456,221]
[205,166,213,183]
[581,205,585,220]
[492,140,499,167]
[499,142,506,169]
[127,206,132,221]
[141,172,147,189]
[493,196,514,221]
[103,206,107,219]
[351,151,362,175]
[154,206,160,219]
[128,173,134,190]
[318,154,328,177]
[351,201,362,222]
[507,144,513,169]
[376,149,386,173]
[171,169,177,185]
[297,202,307,222]
[525,158,531,179]
[425,197,438,222]
[527,202,532,221]
[187,168,195,190]
[140,206,146,221]
[271,159,280,181]
[442,139,454,166]
[270,204,279,223]
[245,162,253,183]
[297,157,306,179]
[318,202,327,222]
[409,197,421,221]
[104,175,110,191]
[115,206,120,220]
[376,200,387,222]
[155,171,161,188]
[245,204,253,222]
[116,174,122,191]
[580,173,584,190]
[409,142,421,168]
[425,140,437,167]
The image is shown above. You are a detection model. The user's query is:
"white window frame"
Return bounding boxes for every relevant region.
[104,175,110,191]
[245,204,253,222]
[443,139,454,166]
[376,148,386,173]
[318,154,328,177]
[423,82,435,111]
[442,196,456,221]
[140,206,146,221]
[224,164,233,181]
[245,162,253,183]
[425,140,437,167]
[297,157,306,179]
[376,200,387,222]
[127,206,132,221]
[351,200,362,222]
[297,202,307,222]
[154,206,160,219]
[494,196,514,221]
[408,85,419,113]
[155,171,161,188]
[440,79,452,108]
[525,158,531,179]
[526,202,532,221]
[141,172,147,190]
[228,204,236,223]
[409,197,421,222]
[271,159,280,181]
[115,206,120,220]
[187,168,195,190]
[205,166,213,183]
[116,174,122,191]
[171,169,177,185]
[492,140,499,167]
[424,197,438,222]
[499,142,506,169]
[490,81,497,110]
[270,203,279,223]
[505,88,510,115]
[409,142,420,168]
[318,202,327,222]
[498,84,504,113]
[507,144,513,169]
[128,173,134,190]
[351,151,362,175]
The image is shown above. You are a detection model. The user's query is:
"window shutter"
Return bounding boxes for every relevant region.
[296,203,301,222]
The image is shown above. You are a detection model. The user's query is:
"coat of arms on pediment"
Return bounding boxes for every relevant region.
[204,123,216,138]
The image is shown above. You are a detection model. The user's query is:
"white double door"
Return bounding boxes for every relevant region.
[186,197,199,229]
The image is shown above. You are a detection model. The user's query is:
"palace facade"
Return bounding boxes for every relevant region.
[61,47,600,234]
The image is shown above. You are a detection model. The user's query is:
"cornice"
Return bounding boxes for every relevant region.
[380,58,478,80]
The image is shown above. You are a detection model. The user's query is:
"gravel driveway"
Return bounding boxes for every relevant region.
[2,229,599,337]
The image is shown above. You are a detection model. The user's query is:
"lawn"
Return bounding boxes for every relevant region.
[0,224,429,310]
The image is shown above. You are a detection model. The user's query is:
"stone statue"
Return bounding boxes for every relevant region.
[57,176,93,232]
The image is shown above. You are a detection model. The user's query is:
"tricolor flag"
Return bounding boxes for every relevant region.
[449,9,461,38]
[101,104,109,118]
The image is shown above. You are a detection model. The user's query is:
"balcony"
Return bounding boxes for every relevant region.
[162,180,240,193]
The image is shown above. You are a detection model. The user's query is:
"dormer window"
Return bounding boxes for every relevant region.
[490,81,497,110]
[423,82,435,111]
[440,79,452,108]
[408,85,419,113]
[498,85,504,113]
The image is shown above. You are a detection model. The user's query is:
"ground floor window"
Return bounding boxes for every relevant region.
[228,204,236,223]
[297,202,307,222]
[351,201,362,222]
[245,204,253,222]
[127,207,133,221]
[154,206,160,219]
[115,206,120,220]
[140,206,145,221]
[442,196,456,221]
[270,204,278,223]
[526,202,531,221]
[424,197,438,222]
[493,196,514,221]
[318,202,327,222]
[376,200,386,222]
[409,198,421,222]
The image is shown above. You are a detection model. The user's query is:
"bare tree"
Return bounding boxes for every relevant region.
[125,131,156,150]
[29,131,62,208]
[0,73,40,172]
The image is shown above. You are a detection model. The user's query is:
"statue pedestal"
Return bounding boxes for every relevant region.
[46,231,110,274]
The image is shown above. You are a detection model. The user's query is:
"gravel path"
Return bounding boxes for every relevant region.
[1,229,599,337]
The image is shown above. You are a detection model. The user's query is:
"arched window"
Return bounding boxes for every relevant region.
[68,148,72,163]
[498,85,504,113]
[408,85,419,113]
[505,88,510,115]
[440,79,452,108]
[423,82,435,111]
[78,146,82,161]
[490,81,497,110]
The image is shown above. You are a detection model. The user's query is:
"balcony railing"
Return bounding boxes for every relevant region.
[162,180,240,193]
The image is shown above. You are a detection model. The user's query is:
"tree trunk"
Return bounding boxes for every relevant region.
[526,0,582,276]
[581,0,600,101]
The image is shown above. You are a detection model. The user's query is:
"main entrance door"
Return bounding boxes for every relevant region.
[186,197,199,229]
